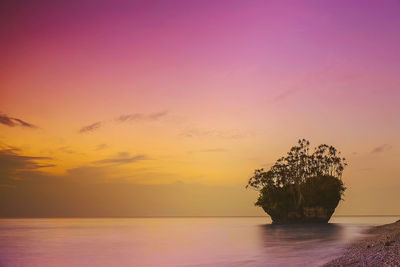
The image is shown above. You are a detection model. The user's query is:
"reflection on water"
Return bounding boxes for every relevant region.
[256,224,346,266]
[260,223,344,242]
[0,217,398,267]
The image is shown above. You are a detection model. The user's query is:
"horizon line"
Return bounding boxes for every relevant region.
[1,215,399,219]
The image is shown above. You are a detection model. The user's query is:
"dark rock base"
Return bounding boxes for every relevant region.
[263,206,336,224]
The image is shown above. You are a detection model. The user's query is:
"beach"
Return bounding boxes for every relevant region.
[323,220,400,266]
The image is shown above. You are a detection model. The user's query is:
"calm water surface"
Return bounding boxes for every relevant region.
[0,216,398,267]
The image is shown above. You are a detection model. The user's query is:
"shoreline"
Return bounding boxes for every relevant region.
[322,220,400,266]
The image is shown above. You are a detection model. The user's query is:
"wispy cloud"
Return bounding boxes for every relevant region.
[79,121,102,133]
[0,147,54,187]
[94,143,108,151]
[116,111,168,123]
[371,144,392,154]
[92,152,147,165]
[58,146,77,154]
[180,128,246,139]
[78,111,168,133]
[0,113,37,129]
[0,150,53,169]
[271,87,301,103]
[269,65,334,103]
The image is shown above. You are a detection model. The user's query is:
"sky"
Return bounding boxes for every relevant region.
[1,0,400,217]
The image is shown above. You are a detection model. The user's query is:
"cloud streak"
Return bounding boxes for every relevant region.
[0,148,54,187]
[78,111,168,133]
[0,113,37,129]
[371,144,392,154]
[92,152,147,165]
[116,111,168,123]
[94,143,108,151]
[180,128,246,139]
[268,65,334,103]
[79,121,102,133]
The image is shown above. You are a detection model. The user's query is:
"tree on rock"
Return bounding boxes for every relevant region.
[247,139,347,224]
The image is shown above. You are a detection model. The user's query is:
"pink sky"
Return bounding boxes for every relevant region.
[1,0,400,216]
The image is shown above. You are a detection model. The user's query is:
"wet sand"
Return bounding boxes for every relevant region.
[322,220,400,267]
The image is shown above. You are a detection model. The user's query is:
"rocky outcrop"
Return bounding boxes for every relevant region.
[256,175,343,224]
[262,205,337,224]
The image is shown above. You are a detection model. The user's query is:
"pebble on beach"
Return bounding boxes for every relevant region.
[322,220,400,267]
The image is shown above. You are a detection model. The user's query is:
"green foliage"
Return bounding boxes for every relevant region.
[247,139,347,211]
[247,139,347,190]
[301,175,346,209]
[255,184,300,210]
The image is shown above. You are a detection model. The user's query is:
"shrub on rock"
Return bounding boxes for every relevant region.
[247,139,347,223]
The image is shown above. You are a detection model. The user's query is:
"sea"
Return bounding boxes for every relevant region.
[0,216,398,267]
